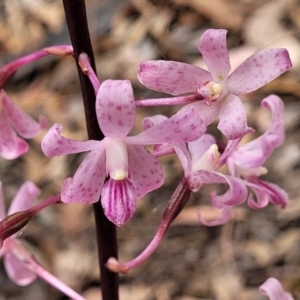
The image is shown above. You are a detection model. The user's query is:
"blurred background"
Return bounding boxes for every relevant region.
[0,0,300,299]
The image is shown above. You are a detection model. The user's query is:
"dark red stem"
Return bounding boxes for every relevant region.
[61,1,119,299]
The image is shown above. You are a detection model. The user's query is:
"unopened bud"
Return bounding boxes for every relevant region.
[43,45,74,56]
[0,210,34,241]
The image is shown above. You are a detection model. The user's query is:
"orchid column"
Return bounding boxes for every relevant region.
[61,1,119,299]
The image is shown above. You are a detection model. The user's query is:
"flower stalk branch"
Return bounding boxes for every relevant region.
[106,178,191,273]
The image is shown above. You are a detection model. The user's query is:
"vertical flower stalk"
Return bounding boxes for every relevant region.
[61,0,119,299]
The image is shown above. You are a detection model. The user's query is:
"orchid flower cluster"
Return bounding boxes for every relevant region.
[0,28,294,299]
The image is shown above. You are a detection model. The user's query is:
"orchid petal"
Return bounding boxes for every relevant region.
[215,138,241,169]
[141,114,171,154]
[4,252,36,286]
[96,80,135,139]
[261,94,285,144]
[231,95,284,168]
[61,148,106,204]
[234,135,278,169]
[218,94,253,140]
[246,182,270,209]
[173,142,193,177]
[198,29,231,82]
[126,106,205,145]
[191,100,220,126]
[247,178,288,209]
[138,60,211,95]
[259,278,294,300]
[101,178,136,226]
[1,91,47,138]
[0,112,28,159]
[8,182,40,215]
[127,144,164,198]
[188,170,247,206]
[198,204,232,226]
[41,123,103,157]
[227,48,292,95]
[187,134,216,166]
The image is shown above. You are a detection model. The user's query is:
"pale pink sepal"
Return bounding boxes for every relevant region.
[230,95,285,168]
[61,148,106,204]
[41,123,103,157]
[4,252,36,286]
[198,29,231,82]
[2,91,47,139]
[247,178,288,209]
[261,95,285,145]
[198,204,232,226]
[215,138,242,170]
[227,49,292,95]
[126,106,205,145]
[187,134,216,166]
[0,112,28,159]
[96,80,135,139]
[259,277,294,300]
[8,182,40,215]
[218,94,253,140]
[138,60,211,95]
[191,100,220,127]
[101,178,136,226]
[188,170,247,206]
[127,144,164,198]
[173,142,193,177]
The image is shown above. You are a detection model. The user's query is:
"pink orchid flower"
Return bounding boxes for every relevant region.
[142,114,247,226]
[174,134,248,226]
[259,278,294,300]
[227,95,288,209]
[0,91,47,159]
[138,29,292,139]
[42,79,205,226]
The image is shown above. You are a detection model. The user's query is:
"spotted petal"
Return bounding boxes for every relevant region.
[218,94,253,140]
[41,123,103,157]
[191,100,220,127]
[61,148,106,204]
[138,60,211,95]
[127,144,164,198]
[198,29,231,82]
[96,80,135,139]
[125,106,205,145]
[1,91,47,139]
[227,49,292,95]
